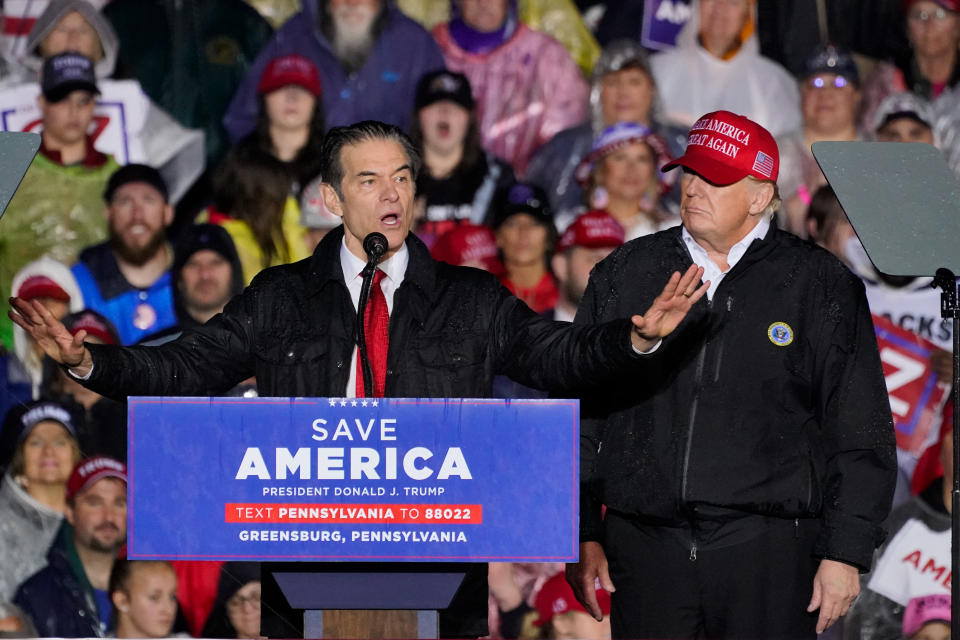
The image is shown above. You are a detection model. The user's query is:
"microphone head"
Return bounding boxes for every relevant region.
[363,232,388,260]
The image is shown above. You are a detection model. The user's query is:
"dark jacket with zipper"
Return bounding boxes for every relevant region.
[577,223,896,571]
[79,225,640,637]
[82,226,636,400]
[14,523,106,638]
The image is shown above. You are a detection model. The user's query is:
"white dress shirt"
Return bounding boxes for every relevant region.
[339,239,408,397]
[681,217,770,301]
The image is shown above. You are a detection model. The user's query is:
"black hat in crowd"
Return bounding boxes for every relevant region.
[172,224,244,298]
[41,52,99,102]
[491,182,553,229]
[801,44,860,86]
[173,224,241,273]
[103,164,169,203]
[415,69,475,111]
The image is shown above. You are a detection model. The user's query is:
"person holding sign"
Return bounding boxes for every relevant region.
[566,110,897,639]
[9,119,708,638]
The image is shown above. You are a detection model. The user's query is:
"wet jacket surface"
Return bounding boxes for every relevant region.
[14,523,105,638]
[576,224,897,571]
[84,226,636,400]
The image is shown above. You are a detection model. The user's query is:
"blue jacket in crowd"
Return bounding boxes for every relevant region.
[222,0,445,142]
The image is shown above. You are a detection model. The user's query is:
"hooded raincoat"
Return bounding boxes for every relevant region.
[433,1,589,176]
[0,472,65,603]
[650,0,801,137]
[0,0,206,204]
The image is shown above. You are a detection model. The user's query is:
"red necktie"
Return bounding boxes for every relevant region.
[356,269,389,397]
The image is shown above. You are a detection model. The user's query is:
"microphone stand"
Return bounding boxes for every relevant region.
[356,234,387,396]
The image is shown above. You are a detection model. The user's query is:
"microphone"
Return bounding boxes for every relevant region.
[363,233,388,262]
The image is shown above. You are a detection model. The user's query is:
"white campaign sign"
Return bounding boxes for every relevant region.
[867,519,951,605]
[0,79,147,165]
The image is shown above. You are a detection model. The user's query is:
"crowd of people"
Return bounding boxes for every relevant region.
[0,0,956,638]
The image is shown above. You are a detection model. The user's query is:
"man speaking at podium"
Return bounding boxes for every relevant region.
[11,120,708,638]
[566,111,898,640]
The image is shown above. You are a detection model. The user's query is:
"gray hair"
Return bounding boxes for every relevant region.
[319,120,421,199]
[747,176,781,220]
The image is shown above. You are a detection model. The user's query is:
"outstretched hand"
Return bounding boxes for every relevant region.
[9,297,92,375]
[630,264,709,352]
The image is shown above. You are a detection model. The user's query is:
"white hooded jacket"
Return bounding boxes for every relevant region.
[650,0,801,137]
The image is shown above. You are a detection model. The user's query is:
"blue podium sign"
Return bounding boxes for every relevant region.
[127,397,579,562]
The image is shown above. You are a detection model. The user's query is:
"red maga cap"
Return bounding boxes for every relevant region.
[258,54,321,97]
[431,224,502,273]
[66,456,126,502]
[557,210,625,253]
[533,571,611,626]
[17,274,71,302]
[663,110,779,185]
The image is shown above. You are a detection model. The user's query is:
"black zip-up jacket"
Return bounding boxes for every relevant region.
[577,224,897,571]
[83,226,637,399]
[80,225,641,637]
[14,523,105,638]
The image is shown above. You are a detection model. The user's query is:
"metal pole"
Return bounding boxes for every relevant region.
[935,269,959,636]
[952,280,959,639]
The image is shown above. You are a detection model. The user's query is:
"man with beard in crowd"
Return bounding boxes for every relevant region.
[14,456,127,638]
[71,164,177,345]
[223,0,443,141]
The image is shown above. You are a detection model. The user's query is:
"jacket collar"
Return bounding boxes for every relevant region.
[307,226,440,307]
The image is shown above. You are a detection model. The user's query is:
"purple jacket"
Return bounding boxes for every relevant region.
[222,0,444,141]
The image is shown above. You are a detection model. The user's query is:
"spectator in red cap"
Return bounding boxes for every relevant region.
[248,54,326,199]
[410,69,515,249]
[0,401,82,602]
[430,223,503,274]
[39,309,127,462]
[9,256,84,399]
[552,211,624,323]
[534,571,610,640]
[842,413,951,640]
[205,56,319,286]
[861,0,960,131]
[571,121,678,239]
[14,455,127,637]
[567,109,896,639]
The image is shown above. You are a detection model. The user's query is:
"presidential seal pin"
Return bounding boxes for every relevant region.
[767,322,794,347]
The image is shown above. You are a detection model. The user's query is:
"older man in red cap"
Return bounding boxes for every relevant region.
[566,110,897,639]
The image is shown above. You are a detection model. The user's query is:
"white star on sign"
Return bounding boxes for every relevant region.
[340,400,347,406]
[329,399,337,407]
[361,400,368,407]
[372,400,378,407]
[351,400,358,407]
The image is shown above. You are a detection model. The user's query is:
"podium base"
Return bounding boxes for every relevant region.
[304,610,437,638]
